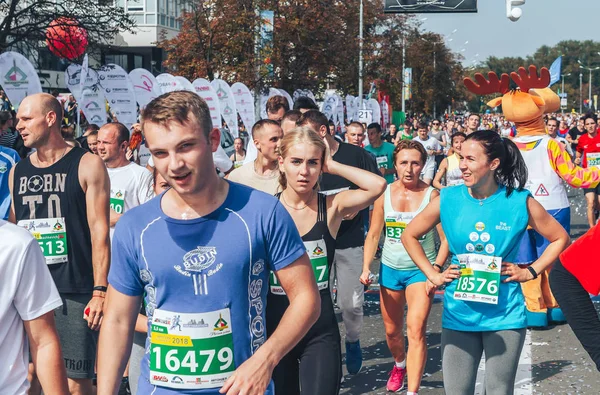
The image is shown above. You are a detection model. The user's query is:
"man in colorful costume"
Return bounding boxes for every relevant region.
[464,66,600,327]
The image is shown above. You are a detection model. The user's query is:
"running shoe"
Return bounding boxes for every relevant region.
[345,340,363,375]
[386,366,406,392]
[118,377,131,395]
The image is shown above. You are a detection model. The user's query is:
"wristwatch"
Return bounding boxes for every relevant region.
[526,266,538,280]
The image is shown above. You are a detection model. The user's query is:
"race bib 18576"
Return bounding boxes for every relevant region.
[17,218,68,265]
[149,308,235,389]
[454,253,501,305]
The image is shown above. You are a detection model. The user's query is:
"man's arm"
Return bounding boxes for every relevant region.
[220,255,320,395]
[79,153,111,330]
[25,312,69,394]
[8,166,15,223]
[547,138,600,188]
[97,287,142,395]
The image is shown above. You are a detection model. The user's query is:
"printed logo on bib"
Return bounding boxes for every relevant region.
[270,240,329,295]
[110,190,125,214]
[149,308,235,389]
[475,222,485,231]
[587,152,600,168]
[174,247,223,296]
[534,183,549,197]
[454,253,501,305]
[469,232,479,242]
[17,218,68,265]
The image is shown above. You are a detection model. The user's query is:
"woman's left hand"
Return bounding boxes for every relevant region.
[321,136,335,174]
[501,262,534,283]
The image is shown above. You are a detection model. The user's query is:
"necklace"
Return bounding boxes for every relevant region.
[281,191,315,210]
[36,146,68,168]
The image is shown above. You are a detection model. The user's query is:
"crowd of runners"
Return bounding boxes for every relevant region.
[2,89,600,395]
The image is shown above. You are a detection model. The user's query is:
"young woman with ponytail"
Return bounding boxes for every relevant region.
[402,130,570,395]
[266,126,386,395]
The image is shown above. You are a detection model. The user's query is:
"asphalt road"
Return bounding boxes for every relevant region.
[337,186,600,394]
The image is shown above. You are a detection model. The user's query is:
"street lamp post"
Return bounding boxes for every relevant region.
[561,73,571,110]
[358,0,363,108]
[580,72,583,113]
[561,73,571,96]
[578,59,600,111]
[401,33,406,113]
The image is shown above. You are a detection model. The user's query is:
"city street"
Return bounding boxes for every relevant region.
[338,186,600,394]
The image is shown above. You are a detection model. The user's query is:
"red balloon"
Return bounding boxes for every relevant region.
[45,18,88,60]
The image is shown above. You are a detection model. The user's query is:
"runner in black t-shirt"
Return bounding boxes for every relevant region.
[9,93,110,394]
[568,117,585,157]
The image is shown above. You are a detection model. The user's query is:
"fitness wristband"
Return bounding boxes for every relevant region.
[93,285,108,292]
[526,266,538,280]
[433,264,444,272]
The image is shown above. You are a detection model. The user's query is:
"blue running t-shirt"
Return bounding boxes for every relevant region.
[0,146,19,220]
[440,184,530,332]
[109,181,306,394]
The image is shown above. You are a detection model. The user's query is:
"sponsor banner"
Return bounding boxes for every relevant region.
[156,73,181,93]
[404,68,413,99]
[549,56,561,87]
[175,76,194,92]
[321,94,337,121]
[231,82,255,130]
[79,54,88,96]
[260,87,282,120]
[0,51,42,109]
[384,0,477,13]
[211,79,239,137]
[334,94,344,127]
[98,64,138,130]
[65,63,98,103]
[367,98,381,126]
[292,89,316,103]
[381,100,390,130]
[192,78,221,129]
[129,68,162,109]
[346,95,357,123]
[277,88,294,111]
[258,10,274,78]
[80,87,108,127]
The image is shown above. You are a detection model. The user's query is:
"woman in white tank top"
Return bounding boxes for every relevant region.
[360,140,449,394]
[433,132,466,190]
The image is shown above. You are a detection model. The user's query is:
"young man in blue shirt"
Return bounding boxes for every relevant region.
[97,91,320,395]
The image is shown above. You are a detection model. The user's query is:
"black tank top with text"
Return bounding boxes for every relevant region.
[13,147,94,293]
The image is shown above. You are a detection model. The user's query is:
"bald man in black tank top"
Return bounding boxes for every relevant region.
[8,93,110,395]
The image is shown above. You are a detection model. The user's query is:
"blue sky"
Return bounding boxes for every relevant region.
[418,0,598,66]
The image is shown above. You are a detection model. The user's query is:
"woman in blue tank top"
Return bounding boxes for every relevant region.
[360,140,449,394]
[266,126,386,395]
[402,131,570,395]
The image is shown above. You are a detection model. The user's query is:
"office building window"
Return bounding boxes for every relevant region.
[127,0,144,11]
[106,54,128,70]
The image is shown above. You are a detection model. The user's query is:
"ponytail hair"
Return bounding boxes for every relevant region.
[465,130,527,197]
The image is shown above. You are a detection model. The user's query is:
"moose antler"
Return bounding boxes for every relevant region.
[463,71,511,95]
[510,65,550,93]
